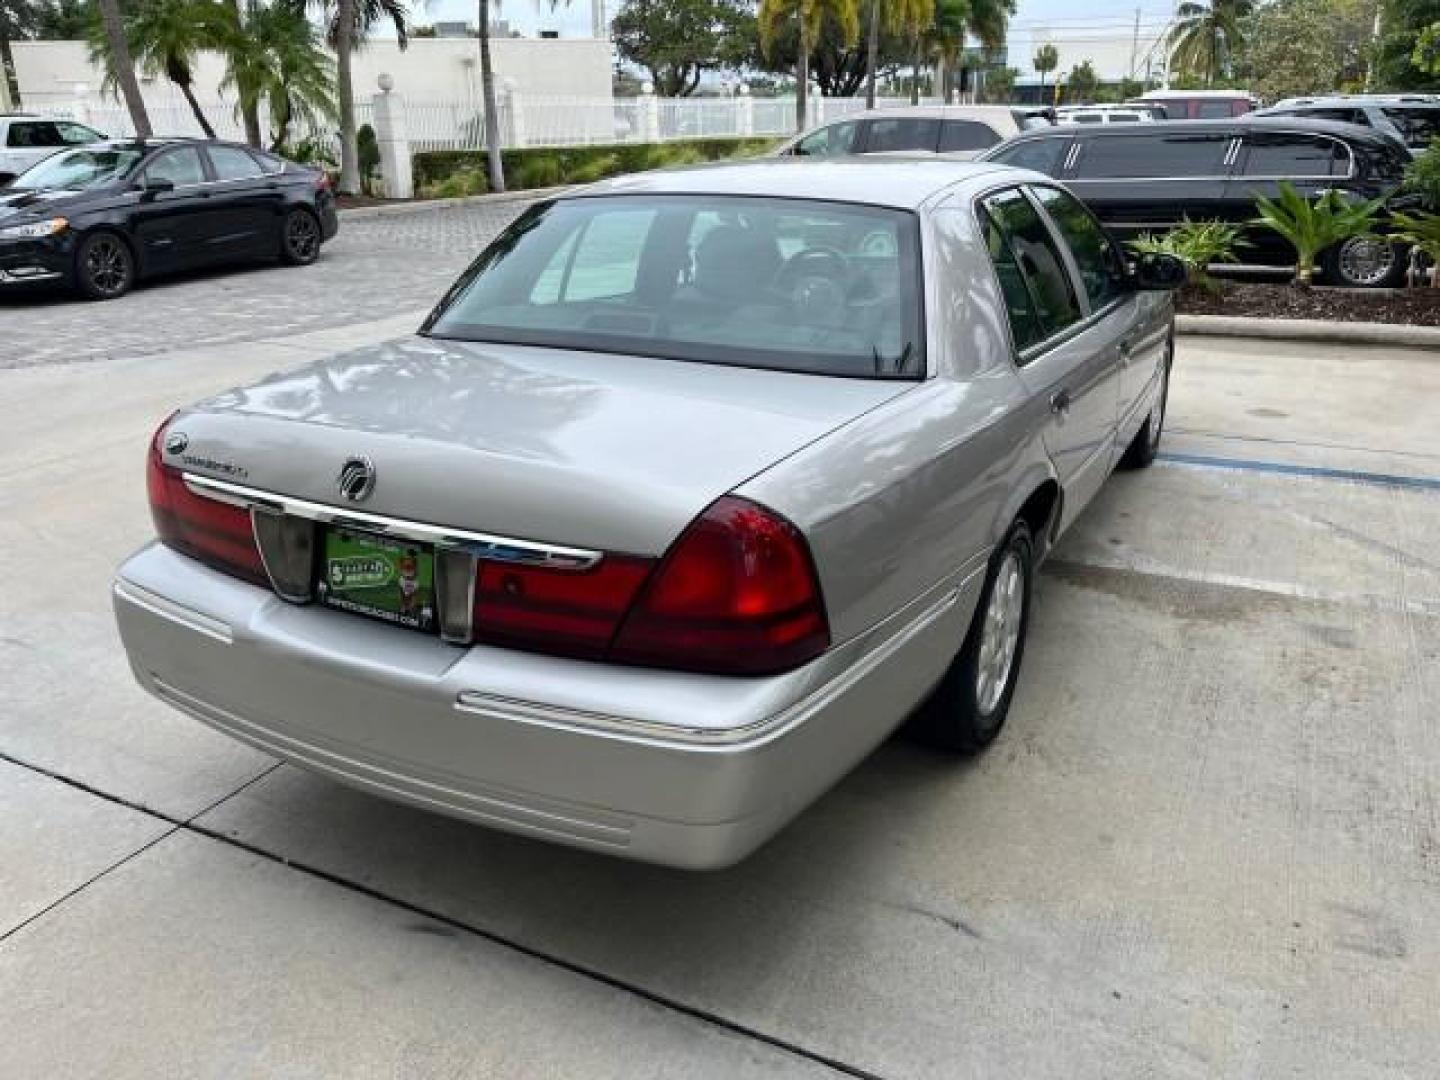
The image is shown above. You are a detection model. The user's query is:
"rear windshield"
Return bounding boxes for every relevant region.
[426,195,924,379]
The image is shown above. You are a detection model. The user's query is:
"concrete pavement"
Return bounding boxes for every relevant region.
[1,218,1437,1077]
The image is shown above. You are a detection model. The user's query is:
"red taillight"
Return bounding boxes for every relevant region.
[146,420,269,588]
[473,555,654,660]
[610,496,830,676]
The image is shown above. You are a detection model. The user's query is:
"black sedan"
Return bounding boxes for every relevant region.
[0,138,338,300]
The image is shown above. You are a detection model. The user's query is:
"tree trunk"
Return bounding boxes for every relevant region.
[335,0,360,195]
[796,18,809,132]
[910,36,920,105]
[863,0,879,109]
[0,12,22,110]
[180,80,217,138]
[228,0,262,147]
[479,0,505,192]
[96,0,151,138]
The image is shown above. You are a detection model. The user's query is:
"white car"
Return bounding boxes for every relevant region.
[0,114,108,186]
[775,105,1055,161]
[1055,105,1156,125]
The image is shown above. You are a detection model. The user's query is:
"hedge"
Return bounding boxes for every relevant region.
[413,137,781,199]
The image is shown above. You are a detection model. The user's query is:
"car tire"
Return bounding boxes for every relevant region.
[74,231,136,301]
[909,519,1034,754]
[280,208,323,266]
[1119,337,1172,469]
[1320,237,1408,289]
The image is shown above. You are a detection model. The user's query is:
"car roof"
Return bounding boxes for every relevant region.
[1001,115,1403,147]
[1138,89,1258,99]
[574,158,1026,210]
[806,104,1041,123]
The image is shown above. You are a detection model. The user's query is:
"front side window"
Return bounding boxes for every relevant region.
[981,188,1082,347]
[1073,133,1231,178]
[863,118,940,153]
[427,195,924,379]
[208,145,263,181]
[1032,185,1123,311]
[10,147,143,191]
[144,147,206,187]
[1240,134,1348,178]
[939,120,1000,152]
[989,136,1071,177]
[56,122,103,145]
[794,121,860,157]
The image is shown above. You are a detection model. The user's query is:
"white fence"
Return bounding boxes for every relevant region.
[38,89,945,154]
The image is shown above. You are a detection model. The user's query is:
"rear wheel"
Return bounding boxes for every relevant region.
[280,208,322,266]
[910,520,1034,754]
[74,231,135,301]
[1320,237,1407,289]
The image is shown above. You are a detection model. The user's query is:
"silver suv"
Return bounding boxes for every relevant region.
[1253,96,1440,157]
[0,115,108,185]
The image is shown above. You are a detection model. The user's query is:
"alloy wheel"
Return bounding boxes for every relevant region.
[85,236,130,297]
[286,213,320,262]
[976,550,1024,716]
[1337,238,1397,287]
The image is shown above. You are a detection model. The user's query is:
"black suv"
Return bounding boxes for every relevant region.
[981,117,1416,287]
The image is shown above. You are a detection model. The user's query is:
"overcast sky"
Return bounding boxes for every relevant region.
[416,0,1179,74]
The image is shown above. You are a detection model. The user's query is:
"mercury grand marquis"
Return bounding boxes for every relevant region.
[113,159,1184,868]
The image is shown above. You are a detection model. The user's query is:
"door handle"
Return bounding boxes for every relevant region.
[1050,389,1072,415]
[1118,335,1136,364]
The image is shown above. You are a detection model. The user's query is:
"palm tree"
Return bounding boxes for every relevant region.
[862,0,934,108]
[1032,41,1057,99]
[479,0,503,192]
[761,0,860,132]
[284,0,410,197]
[93,0,152,137]
[224,0,262,147]
[89,0,220,137]
[926,0,1013,103]
[1167,0,1253,87]
[220,1,336,151]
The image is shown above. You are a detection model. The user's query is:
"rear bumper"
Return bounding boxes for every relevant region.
[114,543,979,868]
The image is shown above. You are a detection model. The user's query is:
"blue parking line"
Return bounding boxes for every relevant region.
[1157,452,1440,493]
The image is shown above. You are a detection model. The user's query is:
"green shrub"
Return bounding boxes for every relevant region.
[412,137,780,195]
[421,168,488,199]
[1389,210,1440,286]
[1129,219,1246,292]
[1404,140,1440,210]
[357,124,381,195]
[1252,182,1384,286]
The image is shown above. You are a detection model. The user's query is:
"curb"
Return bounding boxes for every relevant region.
[338,185,571,220]
[1175,313,1440,348]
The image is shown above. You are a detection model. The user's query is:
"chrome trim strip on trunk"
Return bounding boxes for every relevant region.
[181,472,603,569]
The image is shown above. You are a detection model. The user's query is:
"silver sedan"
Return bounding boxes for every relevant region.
[114,160,1184,868]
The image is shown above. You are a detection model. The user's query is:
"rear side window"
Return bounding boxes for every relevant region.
[793,120,860,157]
[1299,107,1367,125]
[1196,101,1234,119]
[5,121,65,148]
[1382,107,1440,149]
[989,137,1070,177]
[1070,113,1103,124]
[208,145,264,181]
[1240,134,1349,178]
[863,118,940,153]
[981,188,1082,349]
[144,146,206,187]
[1073,133,1231,178]
[939,120,1000,152]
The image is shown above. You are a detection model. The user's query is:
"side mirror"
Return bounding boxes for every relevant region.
[1131,251,1188,291]
[139,176,175,199]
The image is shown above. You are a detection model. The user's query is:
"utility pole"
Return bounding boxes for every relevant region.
[1129,6,1141,82]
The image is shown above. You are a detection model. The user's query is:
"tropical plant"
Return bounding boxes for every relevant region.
[1415,20,1440,73]
[983,64,1017,102]
[612,0,754,97]
[1064,59,1100,103]
[1389,210,1440,285]
[1404,139,1440,207]
[283,0,410,196]
[1032,42,1057,96]
[1168,0,1254,87]
[88,0,223,137]
[927,0,1014,104]
[759,0,860,132]
[357,121,380,192]
[220,0,336,152]
[1129,218,1246,291]
[1252,182,1384,286]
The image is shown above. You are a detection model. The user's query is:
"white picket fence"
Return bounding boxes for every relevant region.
[37,91,946,154]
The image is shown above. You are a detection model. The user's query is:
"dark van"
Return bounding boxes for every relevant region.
[981,117,1415,287]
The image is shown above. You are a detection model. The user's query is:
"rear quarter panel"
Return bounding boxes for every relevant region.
[737,202,1057,644]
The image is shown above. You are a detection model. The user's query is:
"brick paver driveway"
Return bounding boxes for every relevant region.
[0,200,531,370]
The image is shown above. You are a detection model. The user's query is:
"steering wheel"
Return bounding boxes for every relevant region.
[772,246,852,298]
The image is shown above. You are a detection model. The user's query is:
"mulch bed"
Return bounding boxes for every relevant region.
[1176,281,1440,326]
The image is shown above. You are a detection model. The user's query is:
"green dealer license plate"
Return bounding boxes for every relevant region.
[318,528,437,633]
